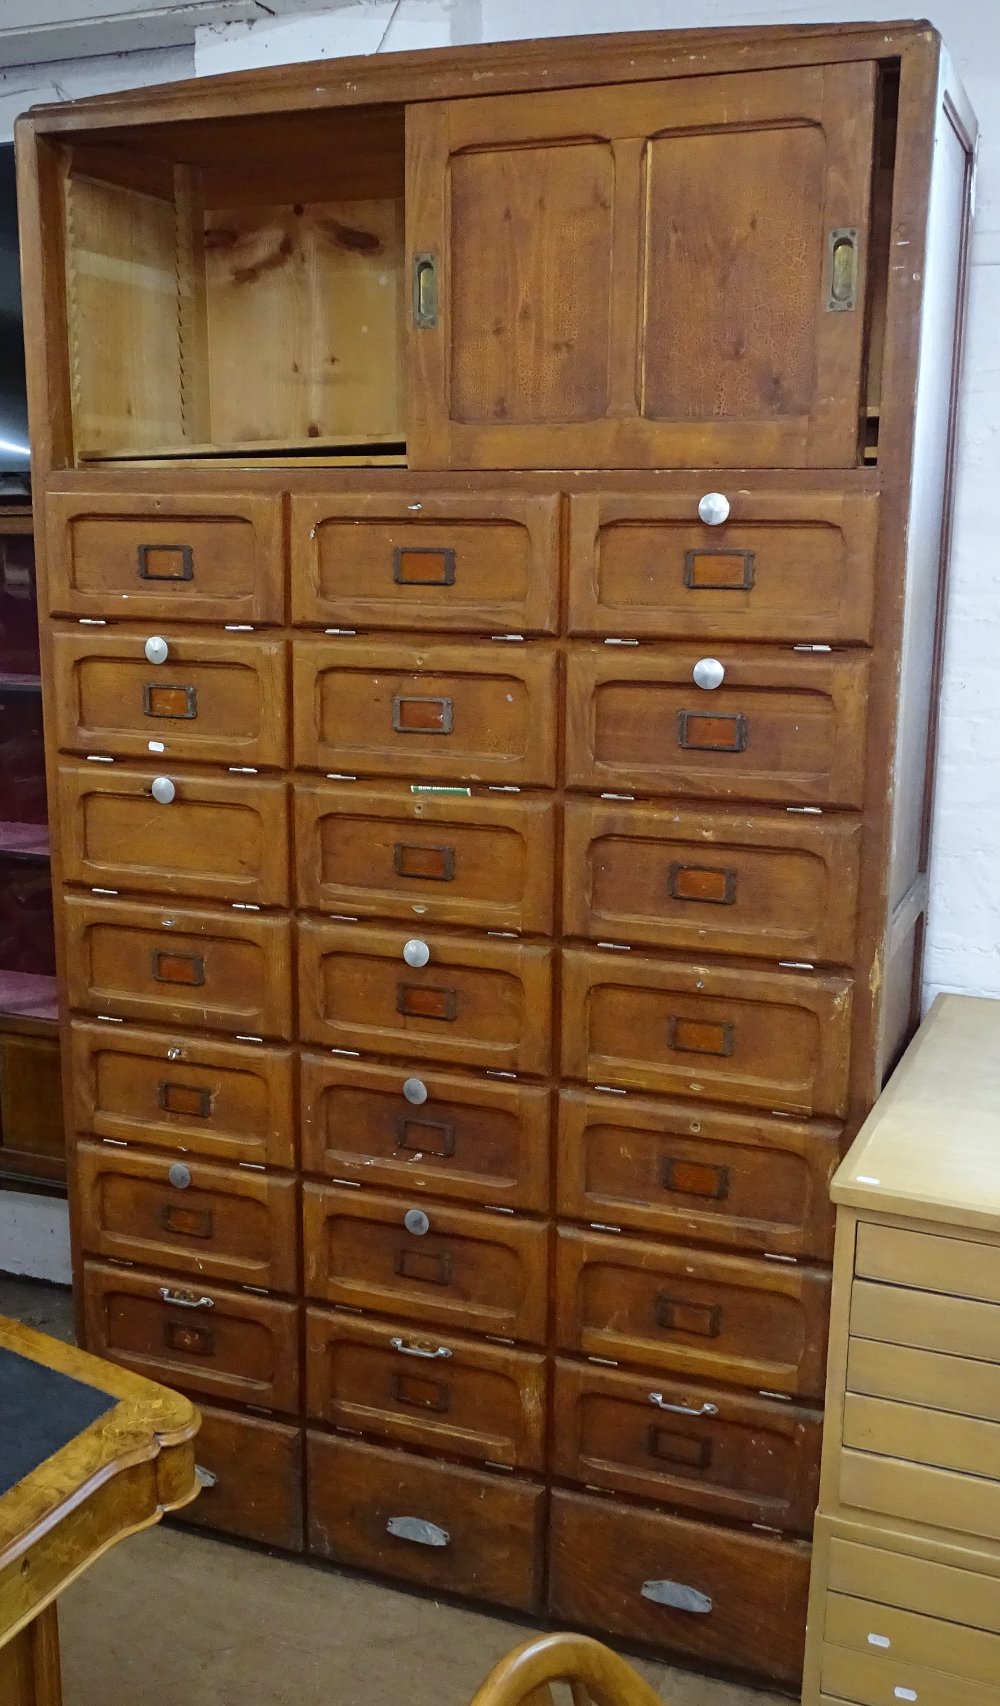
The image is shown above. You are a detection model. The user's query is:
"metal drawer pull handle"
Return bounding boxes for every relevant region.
[387,1516,449,1547]
[390,1337,452,1360]
[412,253,438,329]
[697,493,730,527]
[195,1465,218,1490]
[158,1286,214,1309]
[692,657,725,691]
[641,1580,713,1614]
[649,1393,719,1418]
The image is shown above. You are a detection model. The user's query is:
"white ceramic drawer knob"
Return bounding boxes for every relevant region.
[403,1077,428,1105]
[168,1162,192,1190]
[692,657,725,690]
[151,776,176,804]
[697,492,730,526]
[403,938,430,969]
[404,1208,430,1236]
[144,635,169,664]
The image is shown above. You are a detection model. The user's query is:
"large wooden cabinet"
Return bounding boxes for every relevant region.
[15,22,975,1689]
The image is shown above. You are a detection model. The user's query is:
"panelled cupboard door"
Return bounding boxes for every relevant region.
[407,64,875,470]
[44,489,286,624]
[300,1053,551,1212]
[557,1090,839,1259]
[70,1021,296,1169]
[562,799,862,964]
[59,765,290,907]
[567,491,879,642]
[51,628,289,769]
[290,492,560,633]
[293,636,557,785]
[561,948,853,1118]
[566,644,870,807]
[294,782,555,933]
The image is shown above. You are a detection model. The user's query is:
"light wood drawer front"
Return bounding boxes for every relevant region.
[567,492,879,643]
[856,1223,1000,1305]
[291,492,560,633]
[562,800,861,963]
[52,629,288,768]
[821,1645,997,1706]
[303,1184,549,1345]
[549,1490,810,1688]
[825,1593,1000,1689]
[561,948,852,1117]
[70,1023,295,1169]
[64,896,294,1040]
[307,1434,545,1615]
[293,637,557,785]
[82,1259,300,1413]
[45,490,285,624]
[300,1055,550,1212]
[305,1309,546,1470]
[557,1090,838,1258]
[838,1450,1000,1545]
[566,645,870,807]
[850,1280,1000,1364]
[298,920,553,1076]
[843,1392,1000,1484]
[555,1227,830,1397]
[59,765,290,906]
[828,1536,1000,1637]
[179,1404,303,1551]
[847,1336,1000,1425]
[294,782,555,933]
[552,1357,821,1532]
[77,1141,298,1291]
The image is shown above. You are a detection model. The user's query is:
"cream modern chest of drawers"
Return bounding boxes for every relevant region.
[803,993,1000,1705]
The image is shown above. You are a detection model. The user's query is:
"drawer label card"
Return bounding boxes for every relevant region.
[396,983,459,1022]
[683,547,755,591]
[392,695,454,734]
[677,710,749,753]
[158,1080,213,1119]
[393,841,456,882]
[136,542,194,582]
[667,862,737,905]
[393,545,456,587]
[656,1295,722,1338]
[143,682,198,720]
[395,1114,456,1158]
[667,1016,735,1058]
[660,1156,731,1201]
[152,950,206,987]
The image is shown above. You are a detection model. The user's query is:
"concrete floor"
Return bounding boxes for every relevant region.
[3,1275,787,1706]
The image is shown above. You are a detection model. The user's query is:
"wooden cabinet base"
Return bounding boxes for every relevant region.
[0,1606,62,1706]
[175,1406,304,1552]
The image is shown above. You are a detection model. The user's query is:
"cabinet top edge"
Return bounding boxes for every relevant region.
[15,19,941,140]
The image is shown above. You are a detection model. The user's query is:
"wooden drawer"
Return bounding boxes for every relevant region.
[63,896,293,1040]
[847,1336,1000,1425]
[566,644,870,806]
[567,491,878,643]
[303,1184,549,1345]
[555,1226,830,1397]
[59,764,290,906]
[855,1222,1000,1304]
[821,1644,996,1706]
[290,492,560,633]
[827,1535,1000,1636]
[557,1089,838,1258]
[549,1489,810,1686]
[850,1280,1000,1363]
[82,1259,299,1413]
[298,920,553,1075]
[561,948,852,1117]
[292,637,557,786]
[294,781,555,933]
[562,799,862,963]
[843,1391,1000,1484]
[45,490,285,624]
[825,1592,1000,1690]
[838,1450,1000,1545]
[51,628,288,768]
[307,1433,545,1614]
[300,1054,550,1212]
[305,1308,546,1470]
[77,1140,298,1291]
[552,1357,821,1532]
[178,1403,303,1551]
[70,1023,295,1169]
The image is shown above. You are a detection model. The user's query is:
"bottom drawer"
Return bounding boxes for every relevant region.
[549,1489,810,1686]
[821,1645,996,1706]
[178,1405,303,1551]
[307,1433,545,1613]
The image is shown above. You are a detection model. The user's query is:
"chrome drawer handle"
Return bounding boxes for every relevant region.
[641,1580,713,1614]
[390,1337,452,1360]
[159,1286,214,1309]
[387,1516,450,1547]
[649,1393,719,1417]
[195,1465,218,1490]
